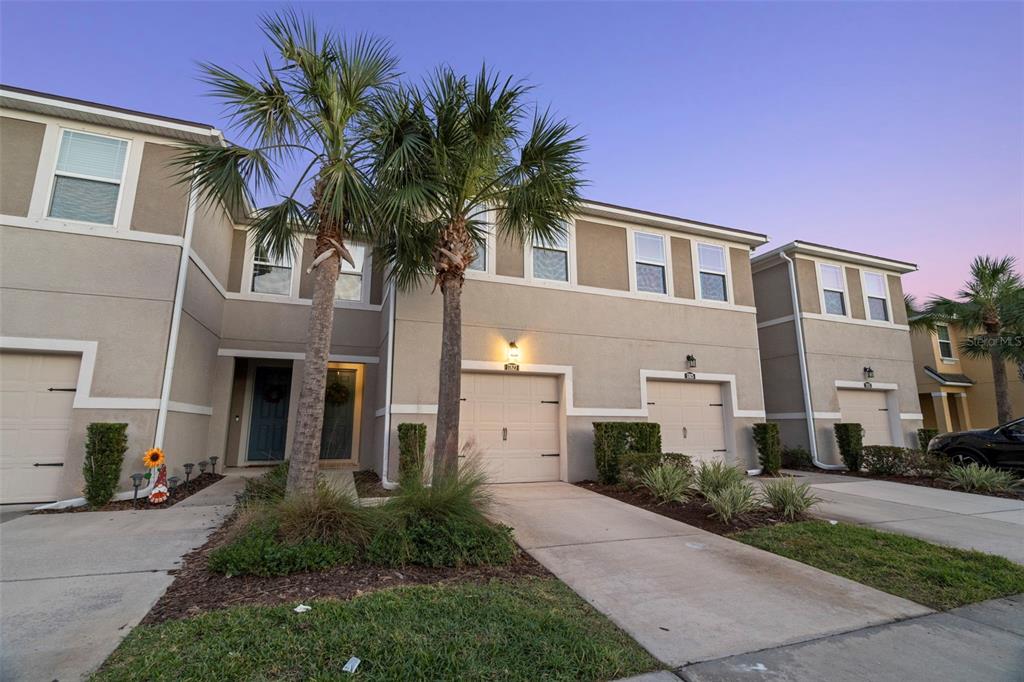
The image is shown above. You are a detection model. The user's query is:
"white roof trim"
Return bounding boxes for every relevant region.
[752,241,917,274]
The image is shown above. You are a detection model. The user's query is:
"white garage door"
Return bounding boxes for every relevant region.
[647,380,727,463]
[837,389,893,446]
[0,352,80,503]
[460,373,560,483]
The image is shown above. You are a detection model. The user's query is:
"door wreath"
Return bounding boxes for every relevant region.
[325,380,351,405]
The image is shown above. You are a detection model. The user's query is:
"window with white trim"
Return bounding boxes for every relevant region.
[532,230,569,282]
[48,130,129,225]
[335,244,366,301]
[937,325,954,360]
[820,264,846,315]
[467,239,486,272]
[697,243,728,301]
[251,246,293,296]
[634,232,667,294]
[863,272,889,321]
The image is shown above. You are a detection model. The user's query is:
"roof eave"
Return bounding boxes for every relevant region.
[751,240,917,274]
[579,200,769,247]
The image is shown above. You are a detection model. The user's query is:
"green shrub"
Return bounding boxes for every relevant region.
[905,449,950,478]
[760,479,820,520]
[276,486,374,546]
[593,422,662,485]
[834,423,864,471]
[917,428,939,452]
[235,462,290,506]
[209,519,356,577]
[781,446,813,469]
[752,423,782,475]
[620,452,693,485]
[398,422,427,482]
[639,463,693,504]
[82,423,128,507]
[403,516,517,567]
[694,460,746,498]
[861,446,914,477]
[944,463,1021,493]
[705,482,761,524]
[365,520,413,566]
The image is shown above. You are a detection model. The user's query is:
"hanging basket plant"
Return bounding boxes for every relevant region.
[325,380,350,405]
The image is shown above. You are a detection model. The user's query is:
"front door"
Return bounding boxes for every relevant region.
[320,366,357,460]
[247,365,292,461]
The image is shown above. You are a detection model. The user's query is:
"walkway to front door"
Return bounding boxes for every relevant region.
[487,483,928,668]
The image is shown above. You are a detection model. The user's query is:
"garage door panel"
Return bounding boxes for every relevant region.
[647,380,727,462]
[837,389,892,446]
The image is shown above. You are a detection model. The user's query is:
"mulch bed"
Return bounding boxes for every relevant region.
[142,518,550,624]
[575,481,789,536]
[787,467,1024,500]
[36,473,225,513]
[353,470,394,498]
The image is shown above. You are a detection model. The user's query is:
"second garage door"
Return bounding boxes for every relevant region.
[460,373,561,483]
[647,380,728,463]
[837,389,893,446]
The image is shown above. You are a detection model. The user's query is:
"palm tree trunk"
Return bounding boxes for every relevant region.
[433,276,463,484]
[989,339,1014,424]
[285,247,340,496]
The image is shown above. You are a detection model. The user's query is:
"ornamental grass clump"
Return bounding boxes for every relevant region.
[639,463,693,505]
[694,460,746,498]
[276,485,375,546]
[760,478,821,520]
[944,463,1021,494]
[705,483,761,524]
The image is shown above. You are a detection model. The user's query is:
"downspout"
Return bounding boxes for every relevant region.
[379,279,399,489]
[779,251,845,470]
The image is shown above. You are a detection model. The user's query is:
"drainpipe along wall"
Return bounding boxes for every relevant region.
[379,279,399,490]
[779,251,845,470]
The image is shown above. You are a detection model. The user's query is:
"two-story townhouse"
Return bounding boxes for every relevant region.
[0,86,770,505]
[911,322,1024,432]
[751,241,924,465]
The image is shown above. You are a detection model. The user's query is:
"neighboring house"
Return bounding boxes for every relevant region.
[0,85,770,504]
[910,322,1024,432]
[751,241,923,464]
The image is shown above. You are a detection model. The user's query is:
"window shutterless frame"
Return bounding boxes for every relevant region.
[696,243,728,302]
[633,231,668,294]
[531,226,571,282]
[861,271,891,322]
[936,324,955,360]
[818,262,848,317]
[45,128,131,227]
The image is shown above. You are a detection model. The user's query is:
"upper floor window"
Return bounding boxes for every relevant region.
[863,272,889,321]
[634,232,667,294]
[251,246,292,296]
[937,325,954,360]
[335,244,366,301]
[533,230,569,282]
[697,244,727,301]
[48,130,128,225]
[820,264,846,315]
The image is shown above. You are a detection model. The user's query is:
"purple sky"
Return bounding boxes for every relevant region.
[2,2,1021,298]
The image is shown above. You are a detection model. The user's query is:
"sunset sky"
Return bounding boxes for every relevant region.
[3,1,1020,298]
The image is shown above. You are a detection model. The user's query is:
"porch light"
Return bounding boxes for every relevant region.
[686,354,697,369]
[863,366,875,380]
[129,473,145,507]
[183,462,194,484]
[209,456,219,474]
[507,342,521,363]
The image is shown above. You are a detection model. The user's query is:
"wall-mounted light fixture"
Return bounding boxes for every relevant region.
[505,341,521,371]
[863,366,875,380]
[686,354,697,369]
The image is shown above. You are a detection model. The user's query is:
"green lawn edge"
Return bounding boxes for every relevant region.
[732,520,1024,611]
[92,577,659,682]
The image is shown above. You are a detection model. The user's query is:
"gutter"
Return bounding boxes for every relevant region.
[779,252,845,470]
[379,279,399,490]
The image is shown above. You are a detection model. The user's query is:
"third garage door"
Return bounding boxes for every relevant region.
[837,389,893,446]
[460,373,560,483]
[647,380,727,463]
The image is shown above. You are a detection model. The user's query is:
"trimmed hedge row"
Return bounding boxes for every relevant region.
[83,423,128,507]
[752,422,782,475]
[917,428,939,451]
[834,423,864,471]
[593,422,662,484]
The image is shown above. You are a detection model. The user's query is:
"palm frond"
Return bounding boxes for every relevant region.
[197,60,302,151]
[905,294,935,332]
[248,197,310,263]
[170,142,275,215]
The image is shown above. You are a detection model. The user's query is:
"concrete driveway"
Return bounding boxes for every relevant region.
[488,483,930,668]
[783,470,1024,564]
[0,477,241,681]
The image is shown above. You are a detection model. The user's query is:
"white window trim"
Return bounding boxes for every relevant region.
[695,241,731,303]
[464,209,496,277]
[817,261,850,318]
[243,241,299,299]
[631,230,670,296]
[861,270,892,323]
[44,126,133,228]
[525,220,576,286]
[333,243,373,306]
[936,323,956,361]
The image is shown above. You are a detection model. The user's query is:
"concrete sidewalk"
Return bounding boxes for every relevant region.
[0,476,243,681]
[488,483,930,668]
[781,470,1024,564]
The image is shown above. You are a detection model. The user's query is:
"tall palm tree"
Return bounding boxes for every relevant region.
[369,67,586,482]
[928,256,1024,424]
[174,12,398,495]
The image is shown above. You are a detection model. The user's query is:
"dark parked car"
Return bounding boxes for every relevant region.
[928,417,1024,471]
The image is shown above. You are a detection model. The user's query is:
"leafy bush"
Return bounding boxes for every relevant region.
[403,516,517,567]
[398,422,427,482]
[235,462,290,506]
[82,423,128,507]
[781,446,813,469]
[944,463,1021,493]
[905,449,950,478]
[917,428,939,452]
[209,517,356,577]
[276,485,374,546]
[861,446,914,477]
[760,479,820,520]
[752,423,782,475]
[639,463,693,504]
[593,422,662,485]
[705,483,761,524]
[620,452,692,485]
[694,460,745,498]
[834,423,864,471]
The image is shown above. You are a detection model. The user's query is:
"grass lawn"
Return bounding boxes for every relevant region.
[94,577,658,681]
[733,521,1024,611]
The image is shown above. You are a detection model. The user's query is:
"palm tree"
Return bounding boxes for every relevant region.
[928,256,1024,424]
[369,67,586,482]
[904,293,935,333]
[174,13,398,495]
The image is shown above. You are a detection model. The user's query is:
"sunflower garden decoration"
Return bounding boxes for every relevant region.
[143,448,170,505]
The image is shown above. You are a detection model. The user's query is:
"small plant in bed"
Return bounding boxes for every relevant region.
[704,482,761,524]
[759,478,820,520]
[944,463,1021,494]
[638,462,693,504]
[694,460,746,497]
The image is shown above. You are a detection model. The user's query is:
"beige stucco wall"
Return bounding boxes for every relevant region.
[130,142,188,236]
[671,237,695,299]
[227,229,246,293]
[495,234,524,277]
[576,219,629,291]
[794,257,821,313]
[729,247,755,307]
[845,266,866,319]
[0,116,45,217]
[191,201,236,286]
[757,321,805,414]
[752,260,793,323]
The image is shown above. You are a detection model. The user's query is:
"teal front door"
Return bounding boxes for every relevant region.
[247,365,292,461]
[320,367,357,460]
